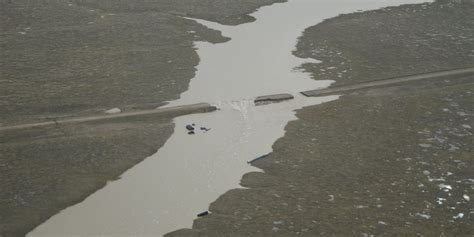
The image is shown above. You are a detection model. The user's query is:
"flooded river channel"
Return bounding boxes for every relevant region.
[30,0,428,236]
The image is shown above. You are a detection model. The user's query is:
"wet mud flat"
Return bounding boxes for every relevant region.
[169,2,474,236]
[0,0,282,235]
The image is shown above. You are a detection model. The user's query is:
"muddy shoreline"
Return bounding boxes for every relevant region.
[169,1,473,236]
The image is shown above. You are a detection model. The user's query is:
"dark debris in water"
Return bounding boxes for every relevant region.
[197,211,209,217]
[186,124,211,135]
[247,154,269,164]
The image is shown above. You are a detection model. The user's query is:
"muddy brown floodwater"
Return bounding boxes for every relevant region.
[29,0,429,236]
